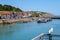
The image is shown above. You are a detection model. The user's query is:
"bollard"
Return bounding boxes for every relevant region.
[47,34,52,40]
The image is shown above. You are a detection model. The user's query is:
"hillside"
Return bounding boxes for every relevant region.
[0,4,22,12]
[28,11,55,17]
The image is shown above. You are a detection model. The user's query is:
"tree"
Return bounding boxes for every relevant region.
[0,4,22,12]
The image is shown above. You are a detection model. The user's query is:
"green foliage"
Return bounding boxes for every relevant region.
[0,4,22,12]
[31,12,39,17]
[30,11,54,17]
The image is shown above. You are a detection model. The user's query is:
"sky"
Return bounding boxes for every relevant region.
[0,0,60,15]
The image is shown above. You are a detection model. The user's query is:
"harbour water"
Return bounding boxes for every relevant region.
[0,19,60,40]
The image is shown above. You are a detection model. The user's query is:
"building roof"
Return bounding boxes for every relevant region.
[0,11,13,14]
[0,11,32,16]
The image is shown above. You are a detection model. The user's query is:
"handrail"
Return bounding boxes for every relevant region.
[32,33,60,40]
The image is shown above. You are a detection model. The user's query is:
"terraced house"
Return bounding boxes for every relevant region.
[0,11,32,19]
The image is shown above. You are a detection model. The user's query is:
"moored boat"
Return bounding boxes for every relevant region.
[37,19,47,23]
[37,18,52,23]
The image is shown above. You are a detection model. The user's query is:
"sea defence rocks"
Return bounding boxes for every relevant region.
[0,17,52,24]
[0,20,3,23]
[2,19,20,24]
[0,18,33,24]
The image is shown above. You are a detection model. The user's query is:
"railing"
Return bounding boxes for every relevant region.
[32,33,60,40]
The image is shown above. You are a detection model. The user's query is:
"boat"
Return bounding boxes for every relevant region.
[37,19,47,23]
[23,21,28,23]
[37,18,52,23]
[46,18,52,22]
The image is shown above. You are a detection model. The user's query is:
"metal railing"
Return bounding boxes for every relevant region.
[32,33,60,40]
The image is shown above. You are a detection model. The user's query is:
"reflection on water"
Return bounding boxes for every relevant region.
[0,24,15,35]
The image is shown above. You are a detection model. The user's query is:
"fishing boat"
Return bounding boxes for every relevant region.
[37,18,52,23]
[37,19,47,23]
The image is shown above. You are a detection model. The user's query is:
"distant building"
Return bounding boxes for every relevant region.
[0,11,32,19]
[22,12,32,18]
